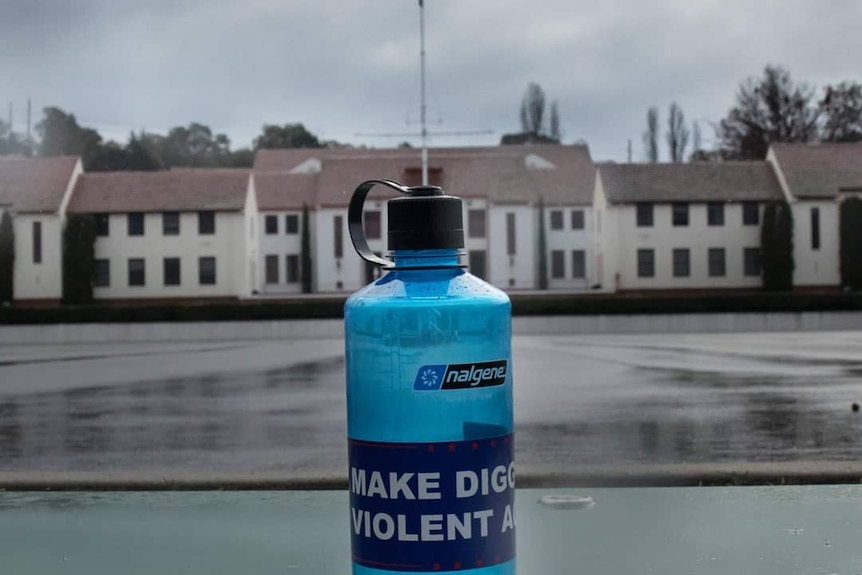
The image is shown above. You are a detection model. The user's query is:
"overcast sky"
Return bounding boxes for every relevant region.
[2,0,861,162]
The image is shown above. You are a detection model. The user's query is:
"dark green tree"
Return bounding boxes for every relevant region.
[761,201,795,291]
[718,66,819,160]
[820,82,862,143]
[36,107,103,168]
[0,120,32,156]
[62,214,97,304]
[124,132,163,171]
[153,123,231,167]
[666,102,689,163]
[501,83,561,145]
[254,124,323,149]
[840,197,862,290]
[536,197,548,289]
[0,211,14,303]
[301,203,312,294]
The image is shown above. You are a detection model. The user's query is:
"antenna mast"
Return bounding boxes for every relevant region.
[419,0,428,186]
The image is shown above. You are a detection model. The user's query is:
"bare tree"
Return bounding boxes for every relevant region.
[666,102,690,162]
[692,121,702,155]
[520,82,546,135]
[643,107,659,163]
[549,101,561,142]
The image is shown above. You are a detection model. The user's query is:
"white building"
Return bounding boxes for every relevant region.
[66,169,254,302]
[0,156,82,304]
[254,145,596,292]
[767,143,862,289]
[594,162,784,292]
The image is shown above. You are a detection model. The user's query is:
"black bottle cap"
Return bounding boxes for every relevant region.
[387,186,464,250]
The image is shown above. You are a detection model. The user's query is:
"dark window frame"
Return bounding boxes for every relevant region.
[549,210,564,231]
[95,214,110,237]
[32,221,42,264]
[162,212,180,236]
[467,209,486,239]
[708,248,726,277]
[286,254,300,284]
[163,257,181,286]
[285,214,299,234]
[506,213,516,255]
[672,248,690,277]
[128,212,145,236]
[637,249,655,278]
[744,247,761,277]
[571,210,585,230]
[811,207,820,250]
[198,211,216,235]
[265,254,279,284]
[636,203,654,227]
[571,250,586,278]
[672,202,689,227]
[265,215,278,235]
[550,249,565,279]
[364,210,382,240]
[199,257,217,285]
[742,202,759,226]
[334,215,344,258]
[707,203,725,226]
[93,259,110,287]
[128,258,145,287]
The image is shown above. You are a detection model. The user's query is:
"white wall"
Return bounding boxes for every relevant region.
[793,200,840,287]
[613,202,764,290]
[488,204,535,289]
[463,198,489,279]
[92,211,247,299]
[592,177,617,292]
[544,204,592,290]
[315,207,362,292]
[258,210,304,294]
[13,214,64,301]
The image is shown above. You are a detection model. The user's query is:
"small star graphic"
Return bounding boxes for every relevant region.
[448,443,456,452]
[427,445,435,453]
[475,559,485,567]
[490,439,497,447]
[471,442,479,450]
[453,562,462,569]
[432,563,441,571]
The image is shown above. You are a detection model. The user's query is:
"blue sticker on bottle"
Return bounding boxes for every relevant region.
[348,433,515,572]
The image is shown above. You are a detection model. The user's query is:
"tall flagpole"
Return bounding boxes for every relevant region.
[419,0,428,186]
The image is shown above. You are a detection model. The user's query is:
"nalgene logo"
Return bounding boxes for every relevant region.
[413,360,507,391]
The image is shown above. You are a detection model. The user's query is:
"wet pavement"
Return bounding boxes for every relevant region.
[1,332,862,476]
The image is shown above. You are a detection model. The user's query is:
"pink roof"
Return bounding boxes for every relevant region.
[0,156,79,214]
[67,170,250,213]
[253,145,595,207]
[255,172,317,210]
[770,143,862,198]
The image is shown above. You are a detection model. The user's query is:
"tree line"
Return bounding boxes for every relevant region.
[642,65,862,162]
[0,107,343,171]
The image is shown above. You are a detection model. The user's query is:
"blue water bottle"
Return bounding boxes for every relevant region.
[345,180,515,575]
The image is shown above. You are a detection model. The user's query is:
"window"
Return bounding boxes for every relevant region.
[707,203,724,226]
[95,214,110,236]
[364,210,381,240]
[468,209,486,238]
[265,255,279,284]
[550,210,564,230]
[673,248,690,277]
[636,203,653,227]
[551,250,565,278]
[743,202,759,226]
[163,257,181,286]
[198,211,215,235]
[708,248,726,277]
[744,247,761,277]
[163,212,180,235]
[468,250,486,279]
[265,215,278,235]
[811,207,820,250]
[571,210,585,230]
[93,259,110,287]
[506,213,516,255]
[286,254,300,283]
[334,215,344,258]
[32,221,42,264]
[672,202,689,226]
[128,212,144,236]
[199,257,216,285]
[572,250,586,278]
[637,249,655,277]
[128,258,145,286]
[285,214,299,234]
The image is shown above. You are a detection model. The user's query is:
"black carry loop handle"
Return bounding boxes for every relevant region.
[348,179,410,269]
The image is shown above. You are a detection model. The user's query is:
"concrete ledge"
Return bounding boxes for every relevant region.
[2,461,862,490]
[1,311,860,344]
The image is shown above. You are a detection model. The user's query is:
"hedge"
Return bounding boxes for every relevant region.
[2,292,862,325]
